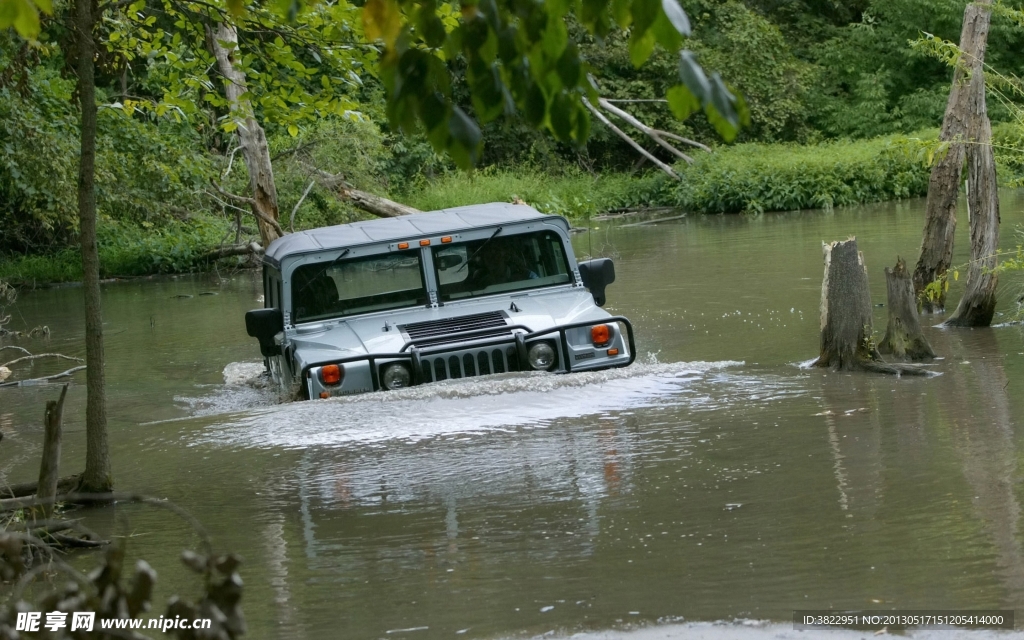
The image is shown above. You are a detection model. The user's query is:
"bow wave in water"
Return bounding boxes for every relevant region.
[184,358,769,449]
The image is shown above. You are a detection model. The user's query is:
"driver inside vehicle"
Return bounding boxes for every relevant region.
[466,237,538,290]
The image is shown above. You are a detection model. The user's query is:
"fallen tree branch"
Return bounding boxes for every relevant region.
[290,180,316,232]
[0,346,32,358]
[201,242,264,262]
[2,353,84,368]
[0,492,214,555]
[598,97,695,164]
[584,100,680,179]
[1,473,82,499]
[0,365,86,388]
[303,164,421,218]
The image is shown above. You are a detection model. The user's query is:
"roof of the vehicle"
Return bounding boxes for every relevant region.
[264,202,563,263]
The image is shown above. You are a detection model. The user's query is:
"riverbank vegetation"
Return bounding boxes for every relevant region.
[4,0,1024,283]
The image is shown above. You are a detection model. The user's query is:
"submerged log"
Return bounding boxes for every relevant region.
[812,239,929,376]
[35,385,68,518]
[1,474,82,499]
[878,257,935,360]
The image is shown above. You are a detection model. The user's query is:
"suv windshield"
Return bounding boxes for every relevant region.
[292,253,425,323]
[433,230,572,302]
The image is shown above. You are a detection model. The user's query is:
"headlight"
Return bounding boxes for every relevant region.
[382,363,412,390]
[527,342,556,371]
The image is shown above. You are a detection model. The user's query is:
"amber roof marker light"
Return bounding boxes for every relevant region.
[441,236,452,243]
[419,239,431,246]
[397,242,410,250]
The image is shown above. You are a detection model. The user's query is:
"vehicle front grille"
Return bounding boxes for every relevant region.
[400,311,509,345]
[420,346,521,383]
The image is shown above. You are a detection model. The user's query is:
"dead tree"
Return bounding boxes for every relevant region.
[812,239,928,376]
[35,385,67,519]
[207,22,282,249]
[581,94,713,180]
[913,0,993,311]
[944,98,1000,326]
[878,257,935,360]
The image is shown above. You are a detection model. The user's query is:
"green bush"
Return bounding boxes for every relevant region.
[0,47,215,256]
[402,167,671,218]
[0,215,234,284]
[669,134,933,213]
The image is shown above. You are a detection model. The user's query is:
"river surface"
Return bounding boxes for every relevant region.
[2,195,1024,639]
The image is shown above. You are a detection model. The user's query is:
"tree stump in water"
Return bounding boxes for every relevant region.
[878,257,935,360]
[812,239,929,376]
[35,384,67,518]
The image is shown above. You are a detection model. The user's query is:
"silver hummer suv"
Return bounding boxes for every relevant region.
[245,203,635,399]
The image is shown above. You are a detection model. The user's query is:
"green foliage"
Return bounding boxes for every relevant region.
[0,0,50,38]
[0,51,216,255]
[104,0,371,134]
[0,215,235,283]
[686,1,814,142]
[369,0,747,168]
[669,133,932,213]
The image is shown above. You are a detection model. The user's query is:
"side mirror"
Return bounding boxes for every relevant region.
[437,254,463,270]
[245,308,283,357]
[578,258,616,307]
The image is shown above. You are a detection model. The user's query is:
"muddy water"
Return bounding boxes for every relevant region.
[2,194,1024,640]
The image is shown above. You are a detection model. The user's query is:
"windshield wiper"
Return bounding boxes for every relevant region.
[298,248,350,294]
[457,226,502,273]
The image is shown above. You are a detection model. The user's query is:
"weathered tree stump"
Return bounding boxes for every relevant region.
[812,239,928,376]
[878,257,935,360]
[35,384,67,518]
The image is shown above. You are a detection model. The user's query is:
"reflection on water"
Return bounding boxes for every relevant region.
[1,195,1023,639]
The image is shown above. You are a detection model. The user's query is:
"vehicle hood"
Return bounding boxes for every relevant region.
[286,287,607,367]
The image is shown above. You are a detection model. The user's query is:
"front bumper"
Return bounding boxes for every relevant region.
[303,316,636,399]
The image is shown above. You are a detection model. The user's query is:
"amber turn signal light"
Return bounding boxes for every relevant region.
[319,392,330,399]
[397,242,409,250]
[320,364,343,386]
[591,324,611,346]
[607,348,619,356]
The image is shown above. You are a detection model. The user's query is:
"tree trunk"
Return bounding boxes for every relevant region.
[945,118,1000,326]
[35,385,67,518]
[813,239,928,376]
[76,0,113,493]
[336,186,421,218]
[305,166,422,218]
[878,257,935,360]
[813,239,876,370]
[913,0,992,312]
[208,22,282,248]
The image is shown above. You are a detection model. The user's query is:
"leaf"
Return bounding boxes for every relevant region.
[447,106,481,169]
[660,0,690,36]
[666,84,699,120]
[628,29,656,68]
[2,0,41,39]
[363,0,402,47]
[288,124,299,137]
